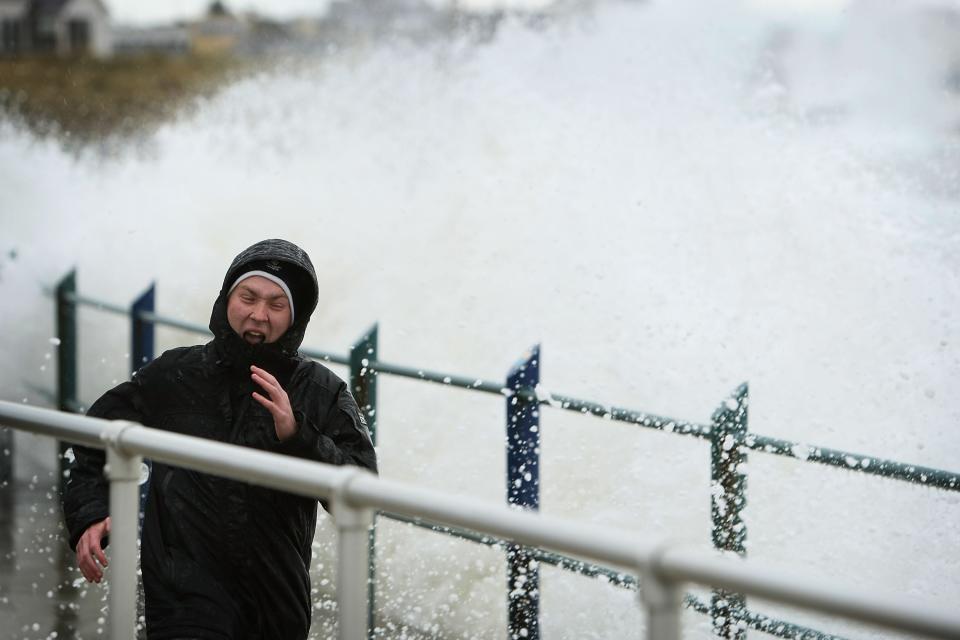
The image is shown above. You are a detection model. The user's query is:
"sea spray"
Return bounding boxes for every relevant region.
[1,0,958,637]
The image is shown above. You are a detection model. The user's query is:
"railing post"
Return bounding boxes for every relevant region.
[505,345,541,640]
[56,269,78,494]
[131,283,155,371]
[331,476,374,640]
[130,284,155,531]
[104,428,143,640]
[641,566,681,640]
[349,323,379,440]
[349,324,378,638]
[710,383,749,639]
[0,422,9,488]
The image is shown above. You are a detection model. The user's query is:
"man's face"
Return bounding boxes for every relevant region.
[226,276,293,345]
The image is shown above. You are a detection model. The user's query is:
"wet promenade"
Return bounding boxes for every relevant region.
[0,475,106,640]
[0,471,345,640]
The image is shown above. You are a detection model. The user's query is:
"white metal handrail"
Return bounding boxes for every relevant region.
[2,400,959,640]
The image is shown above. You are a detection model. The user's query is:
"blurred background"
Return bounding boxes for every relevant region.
[1,0,959,638]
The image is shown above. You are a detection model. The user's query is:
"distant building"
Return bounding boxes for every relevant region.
[189,1,248,56]
[319,0,457,47]
[112,25,190,56]
[0,1,27,54]
[0,0,112,56]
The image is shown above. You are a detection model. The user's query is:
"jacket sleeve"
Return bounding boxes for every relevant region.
[269,382,378,475]
[61,369,151,551]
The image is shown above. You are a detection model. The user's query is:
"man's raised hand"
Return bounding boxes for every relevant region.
[251,365,297,441]
[76,517,111,583]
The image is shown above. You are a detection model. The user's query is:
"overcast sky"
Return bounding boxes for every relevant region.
[104,0,862,26]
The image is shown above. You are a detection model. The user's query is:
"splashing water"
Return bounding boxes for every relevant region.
[1,0,959,637]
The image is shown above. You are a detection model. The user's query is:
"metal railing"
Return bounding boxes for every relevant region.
[3,400,960,640]
[38,270,960,640]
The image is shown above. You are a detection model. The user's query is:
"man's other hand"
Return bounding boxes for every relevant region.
[251,365,297,441]
[76,517,111,583]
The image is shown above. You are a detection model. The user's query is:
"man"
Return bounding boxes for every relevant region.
[62,239,378,640]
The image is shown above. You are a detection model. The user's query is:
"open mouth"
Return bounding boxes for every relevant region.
[243,331,266,344]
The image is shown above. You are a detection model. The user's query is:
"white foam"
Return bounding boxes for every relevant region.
[1,0,958,635]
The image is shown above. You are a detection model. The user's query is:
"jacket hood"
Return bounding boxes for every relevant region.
[209,239,319,360]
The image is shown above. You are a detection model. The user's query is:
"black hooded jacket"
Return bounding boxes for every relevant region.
[62,239,378,640]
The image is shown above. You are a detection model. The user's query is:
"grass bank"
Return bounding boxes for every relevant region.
[0,54,252,146]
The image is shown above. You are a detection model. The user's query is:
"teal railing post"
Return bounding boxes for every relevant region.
[349,324,378,639]
[0,420,9,488]
[55,269,78,494]
[710,383,749,639]
[505,345,541,640]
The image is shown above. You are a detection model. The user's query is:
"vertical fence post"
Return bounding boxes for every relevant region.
[332,484,374,640]
[350,324,378,639]
[710,383,749,639]
[641,568,681,640]
[350,324,378,442]
[56,269,78,494]
[104,432,143,640]
[130,283,155,532]
[0,421,9,488]
[505,345,541,640]
[131,283,155,371]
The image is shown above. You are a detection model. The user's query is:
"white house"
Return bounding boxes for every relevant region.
[0,0,112,56]
[0,0,28,53]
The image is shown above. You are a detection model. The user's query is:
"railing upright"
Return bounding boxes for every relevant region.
[710,383,750,639]
[331,478,375,640]
[103,424,143,640]
[349,324,379,639]
[0,418,9,487]
[641,567,682,640]
[506,345,541,640]
[55,269,77,493]
[350,323,379,441]
[131,283,155,371]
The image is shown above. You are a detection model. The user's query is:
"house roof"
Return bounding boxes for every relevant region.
[31,0,70,14]
[30,0,110,16]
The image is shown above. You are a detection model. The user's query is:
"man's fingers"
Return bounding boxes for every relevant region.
[77,546,103,583]
[250,365,274,379]
[252,391,275,411]
[251,372,273,393]
[250,366,278,386]
[76,518,110,583]
[251,372,280,398]
[250,367,295,439]
[81,557,101,582]
[77,554,91,581]
[94,544,108,569]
